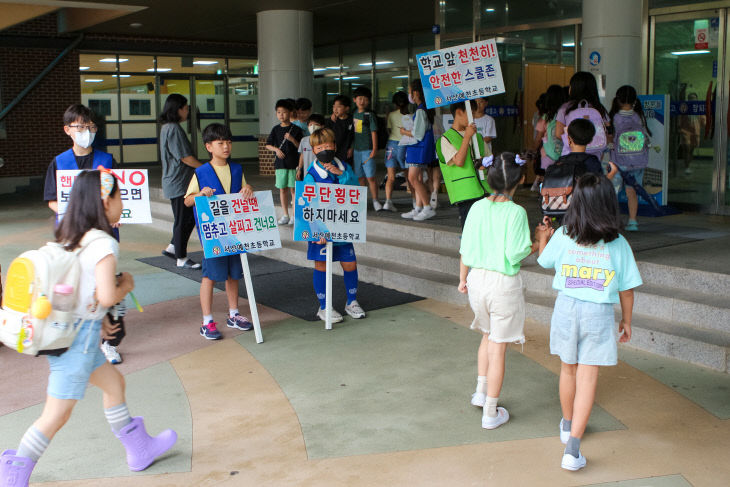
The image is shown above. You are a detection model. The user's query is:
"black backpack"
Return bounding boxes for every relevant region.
[540,154,589,217]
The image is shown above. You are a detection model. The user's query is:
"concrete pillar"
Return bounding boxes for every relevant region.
[256,10,313,135]
[581,0,643,103]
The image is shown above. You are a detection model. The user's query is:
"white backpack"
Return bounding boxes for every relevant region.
[0,231,107,355]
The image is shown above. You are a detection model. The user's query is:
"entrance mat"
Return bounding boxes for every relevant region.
[137,251,423,321]
[235,305,624,459]
[619,347,730,420]
[0,362,192,483]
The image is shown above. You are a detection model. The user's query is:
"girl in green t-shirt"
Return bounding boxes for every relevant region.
[459,152,536,431]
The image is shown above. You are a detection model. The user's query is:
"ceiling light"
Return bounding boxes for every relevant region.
[562,42,575,47]
[327,92,339,95]
[359,62,372,66]
[671,50,710,55]
[193,60,218,65]
[84,79,104,82]
[99,58,127,63]
[147,68,172,72]
[485,8,495,12]
[79,66,90,71]
[326,66,340,69]
[342,76,360,80]
[313,68,327,72]
[392,75,409,78]
[129,22,142,28]
[112,74,130,78]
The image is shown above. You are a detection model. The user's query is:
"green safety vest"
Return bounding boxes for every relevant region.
[436,128,492,204]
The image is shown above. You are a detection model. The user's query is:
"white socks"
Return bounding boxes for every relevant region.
[229,309,239,318]
[177,258,187,266]
[17,426,49,462]
[484,396,499,418]
[203,314,213,324]
[476,376,488,395]
[104,403,132,432]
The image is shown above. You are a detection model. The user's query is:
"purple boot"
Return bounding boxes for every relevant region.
[0,450,36,487]
[114,417,177,471]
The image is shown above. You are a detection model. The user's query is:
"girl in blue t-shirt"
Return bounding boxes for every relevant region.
[535,173,642,472]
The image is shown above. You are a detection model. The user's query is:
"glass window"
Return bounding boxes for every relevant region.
[444,0,473,34]
[118,75,156,163]
[119,55,154,73]
[375,35,408,69]
[79,53,120,73]
[342,40,372,72]
[412,32,436,60]
[229,77,258,159]
[194,79,226,159]
[155,56,226,75]
[479,0,581,29]
[80,74,120,161]
[375,71,409,115]
[313,76,340,116]
[228,58,257,75]
[314,45,340,75]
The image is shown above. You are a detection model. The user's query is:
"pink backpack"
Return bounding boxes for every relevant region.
[561,100,607,155]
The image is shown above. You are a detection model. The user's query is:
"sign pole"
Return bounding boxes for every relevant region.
[240,253,263,343]
[465,101,482,160]
[325,241,333,330]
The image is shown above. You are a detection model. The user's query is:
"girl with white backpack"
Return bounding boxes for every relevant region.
[0,170,177,486]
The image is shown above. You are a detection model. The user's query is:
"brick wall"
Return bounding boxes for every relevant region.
[0,14,80,179]
[257,136,275,176]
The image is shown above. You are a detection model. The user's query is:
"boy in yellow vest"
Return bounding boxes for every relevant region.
[436,100,492,228]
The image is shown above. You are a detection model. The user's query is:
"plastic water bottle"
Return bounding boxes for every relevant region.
[52,284,74,312]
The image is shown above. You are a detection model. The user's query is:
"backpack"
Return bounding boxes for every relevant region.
[540,155,588,217]
[562,100,607,155]
[364,112,389,150]
[0,231,107,356]
[611,112,649,168]
[543,117,563,161]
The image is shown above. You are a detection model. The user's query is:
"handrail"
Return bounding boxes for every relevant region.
[0,34,84,121]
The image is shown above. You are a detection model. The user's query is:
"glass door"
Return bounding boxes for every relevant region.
[194,77,226,160]
[651,9,727,211]
[486,37,525,155]
[159,76,196,155]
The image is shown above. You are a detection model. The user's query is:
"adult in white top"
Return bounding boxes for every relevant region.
[474,97,497,156]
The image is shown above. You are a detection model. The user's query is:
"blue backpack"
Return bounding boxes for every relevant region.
[543,117,563,161]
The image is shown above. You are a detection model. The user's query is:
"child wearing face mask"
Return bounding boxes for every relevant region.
[297,113,327,180]
[303,127,366,323]
[43,103,127,367]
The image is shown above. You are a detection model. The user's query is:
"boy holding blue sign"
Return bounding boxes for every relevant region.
[304,128,366,322]
[184,124,255,340]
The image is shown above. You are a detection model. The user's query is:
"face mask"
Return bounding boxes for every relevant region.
[74,130,95,149]
[408,93,415,104]
[315,149,335,164]
[308,124,322,135]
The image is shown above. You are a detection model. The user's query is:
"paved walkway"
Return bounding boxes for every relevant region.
[1,189,729,486]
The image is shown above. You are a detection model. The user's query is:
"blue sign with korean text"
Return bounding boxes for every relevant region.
[293,182,367,243]
[194,191,281,258]
[415,39,506,109]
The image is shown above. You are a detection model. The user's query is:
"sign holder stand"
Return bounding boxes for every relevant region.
[240,253,264,343]
[325,241,333,330]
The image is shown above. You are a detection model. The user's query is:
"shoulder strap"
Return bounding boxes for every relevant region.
[55,149,78,170]
[92,150,113,169]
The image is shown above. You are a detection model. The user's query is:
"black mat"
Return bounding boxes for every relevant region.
[137,251,423,321]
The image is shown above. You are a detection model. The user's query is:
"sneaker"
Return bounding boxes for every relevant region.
[382,200,398,212]
[559,419,570,444]
[626,220,638,232]
[277,215,290,225]
[101,342,122,364]
[316,307,343,323]
[471,392,486,407]
[200,321,222,340]
[177,259,201,269]
[561,452,587,471]
[372,200,383,211]
[344,300,366,319]
[401,208,420,219]
[482,406,509,430]
[413,206,436,221]
[227,314,253,331]
[430,191,438,209]
[684,167,693,175]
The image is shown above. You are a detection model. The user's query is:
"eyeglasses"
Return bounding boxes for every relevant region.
[68,124,98,133]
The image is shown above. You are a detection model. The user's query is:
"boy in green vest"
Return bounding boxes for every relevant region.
[436,100,492,228]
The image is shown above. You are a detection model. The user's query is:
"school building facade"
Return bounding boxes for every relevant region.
[0,0,729,214]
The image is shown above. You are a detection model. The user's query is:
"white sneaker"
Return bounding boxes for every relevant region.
[344,300,366,319]
[277,215,290,225]
[413,206,436,221]
[401,208,420,219]
[561,452,587,471]
[559,419,570,444]
[383,200,397,212]
[471,392,486,407]
[430,191,438,209]
[316,307,343,323]
[372,200,383,211]
[101,342,122,365]
[482,406,509,429]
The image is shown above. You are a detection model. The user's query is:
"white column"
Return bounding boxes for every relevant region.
[581,0,644,102]
[257,10,313,134]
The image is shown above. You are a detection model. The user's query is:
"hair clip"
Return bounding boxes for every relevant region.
[97,166,114,199]
[514,154,527,166]
[481,155,495,168]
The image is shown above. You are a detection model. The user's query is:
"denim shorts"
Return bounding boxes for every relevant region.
[47,319,107,400]
[353,149,376,178]
[385,140,407,169]
[202,254,243,282]
[618,167,645,191]
[549,293,618,366]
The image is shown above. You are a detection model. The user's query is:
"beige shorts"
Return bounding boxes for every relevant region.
[467,268,525,344]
